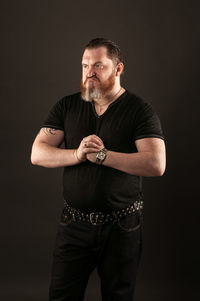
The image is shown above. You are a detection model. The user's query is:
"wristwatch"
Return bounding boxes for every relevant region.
[96,148,107,164]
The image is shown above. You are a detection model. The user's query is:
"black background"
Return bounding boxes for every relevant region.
[1,0,199,300]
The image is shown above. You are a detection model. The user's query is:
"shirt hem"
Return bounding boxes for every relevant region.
[135,134,165,141]
[41,124,64,131]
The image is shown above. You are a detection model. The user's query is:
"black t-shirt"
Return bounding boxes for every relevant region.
[42,90,164,212]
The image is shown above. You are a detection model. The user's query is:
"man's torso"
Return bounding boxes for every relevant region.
[43,90,164,212]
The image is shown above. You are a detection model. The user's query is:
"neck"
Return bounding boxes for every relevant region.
[93,85,125,107]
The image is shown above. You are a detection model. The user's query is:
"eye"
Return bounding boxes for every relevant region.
[82,64,88,69]
[95,63,103,69]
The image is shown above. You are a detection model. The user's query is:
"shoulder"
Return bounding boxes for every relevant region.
[49,92,84,112]
[124,90,148,107]
[124,92,165,140]
[123,91,162,126]
[123,90,153,114]
[56,92,82,105]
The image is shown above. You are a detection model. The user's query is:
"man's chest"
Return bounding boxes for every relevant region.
[63,104,136,152]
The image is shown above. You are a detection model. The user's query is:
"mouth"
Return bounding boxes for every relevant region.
[87,77,99,82]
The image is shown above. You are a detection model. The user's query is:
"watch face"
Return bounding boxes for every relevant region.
[96,148,107,163]
[98,152,105,160]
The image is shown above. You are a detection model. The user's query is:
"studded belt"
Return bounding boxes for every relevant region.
[62,199,143,226]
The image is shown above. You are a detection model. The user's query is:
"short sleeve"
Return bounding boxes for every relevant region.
[41,98,65,131]
[134,101,164,141]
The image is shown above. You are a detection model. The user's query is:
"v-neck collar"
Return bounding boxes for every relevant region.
[91,90,128,118]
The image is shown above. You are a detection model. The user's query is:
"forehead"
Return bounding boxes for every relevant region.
[82,46,112,64]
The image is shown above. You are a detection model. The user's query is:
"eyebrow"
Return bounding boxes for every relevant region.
[82,61,104,65]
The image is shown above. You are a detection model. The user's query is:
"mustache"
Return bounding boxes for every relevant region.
[85,75,99,82]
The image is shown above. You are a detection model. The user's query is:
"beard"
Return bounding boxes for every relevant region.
[81,71,115,102]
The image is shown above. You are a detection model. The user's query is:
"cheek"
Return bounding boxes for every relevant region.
[97,72,105,80]
[102,69,112,79]
[82,72,87,82]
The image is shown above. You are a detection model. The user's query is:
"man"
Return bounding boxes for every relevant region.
[31,38,166,301]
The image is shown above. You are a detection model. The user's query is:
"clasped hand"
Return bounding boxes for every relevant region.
[76,134,105,163]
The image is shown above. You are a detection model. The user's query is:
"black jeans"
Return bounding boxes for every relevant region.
[49,208,143,301]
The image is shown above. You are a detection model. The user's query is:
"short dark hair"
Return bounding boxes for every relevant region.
[84,38,123,65]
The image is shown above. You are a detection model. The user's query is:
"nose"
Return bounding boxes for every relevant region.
[87,66,96,78]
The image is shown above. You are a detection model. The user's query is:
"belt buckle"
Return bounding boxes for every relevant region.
[90,212,99,226]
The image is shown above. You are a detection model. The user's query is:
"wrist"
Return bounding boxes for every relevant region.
[73,149,83,163]
[96,148,107,165]
[101,150,109,165]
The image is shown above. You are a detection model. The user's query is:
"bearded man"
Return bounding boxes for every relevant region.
[31,38,166,301]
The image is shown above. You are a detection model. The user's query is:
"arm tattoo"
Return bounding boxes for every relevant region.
[42,127,58,136]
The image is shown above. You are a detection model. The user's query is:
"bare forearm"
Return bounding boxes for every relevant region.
[102,150,166,177]
[31,142,78,168]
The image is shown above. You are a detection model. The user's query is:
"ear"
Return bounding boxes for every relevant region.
[115,63,124,77]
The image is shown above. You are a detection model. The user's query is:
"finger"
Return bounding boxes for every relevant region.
[83,148,99,154]
[85,137,102,146]
[83,141,102,149]
[85,135,103,144]
[82,140,98,148]
[83,146,101,153]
